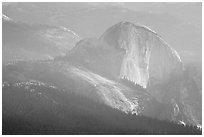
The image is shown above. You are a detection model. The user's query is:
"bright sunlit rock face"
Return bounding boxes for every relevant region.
[100,21,182,88]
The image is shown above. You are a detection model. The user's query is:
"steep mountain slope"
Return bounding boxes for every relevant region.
[2,14,80,64]
[99,22,202,126]
[63,21,201,126]
[2,61,162,117]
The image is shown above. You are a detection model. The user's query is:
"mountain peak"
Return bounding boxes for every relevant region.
[116,21,157,34]
[68,22,183,88]
[100,21,182,88]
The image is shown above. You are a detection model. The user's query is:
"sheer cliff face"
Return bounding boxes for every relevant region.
[68,22,183,88]
[100,22,182,88]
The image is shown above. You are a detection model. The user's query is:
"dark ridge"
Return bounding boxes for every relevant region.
[120,77,146,92]
[3,82,201,135]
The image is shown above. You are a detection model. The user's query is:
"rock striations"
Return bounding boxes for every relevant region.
[68,21,183,88]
